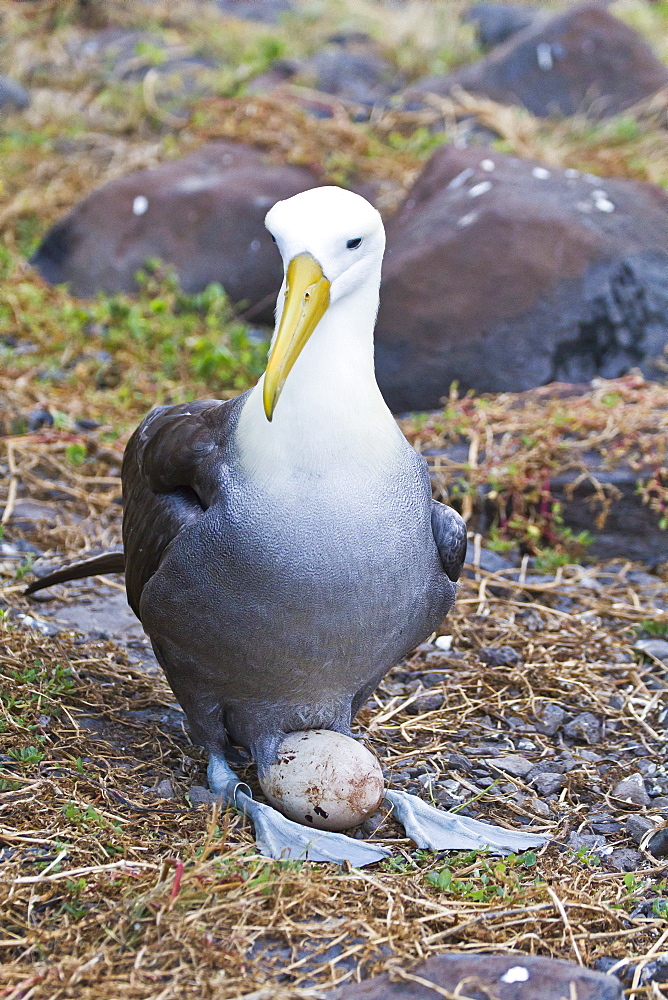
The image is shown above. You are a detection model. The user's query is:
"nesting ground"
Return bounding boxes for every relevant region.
[1,0,668,997]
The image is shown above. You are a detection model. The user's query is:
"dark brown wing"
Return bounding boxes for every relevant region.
[122,394,246,617]
[431,500,467,582]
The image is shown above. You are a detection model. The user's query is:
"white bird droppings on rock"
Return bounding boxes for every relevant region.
[536,43,553,71]
[531,167,551,180]
[447,167,475,190]
[480,159,495,172]
[501,967,530,984]
[576,201,593,213]
[456,211,478,228]
[468,181,492,198]
[595,197,615,213]
[132,195,148,216]
[565,168,580,179]
[434,634,453,651]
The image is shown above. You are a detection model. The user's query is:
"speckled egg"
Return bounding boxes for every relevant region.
[259,730,385,831]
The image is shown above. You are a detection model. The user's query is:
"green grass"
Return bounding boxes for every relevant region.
[426,849,540,903]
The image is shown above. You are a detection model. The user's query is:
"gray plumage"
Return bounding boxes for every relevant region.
[122,392,464,771]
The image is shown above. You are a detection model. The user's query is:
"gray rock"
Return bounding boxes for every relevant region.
[189,784,219,805]
[563,712,602,745]
[299,38,403,106]
[626,814,654,844]
[534,704,566,736]
[330,951,623,999]
[633,638,668,663]
[612,773,651,807]
[31,141,318,322]
[608,847,644,871]
[531,772,566,796]
[405,693,443,715]
[407,3,668,119]
[478,645,522,668]
[213,0,292,22]
[485,754,534,778]
[567,831,607,854]
[464,3,538,49]
[153,778,176,800]
[648,827,668,859]
[0,76,30,112]
[375,144,668,410]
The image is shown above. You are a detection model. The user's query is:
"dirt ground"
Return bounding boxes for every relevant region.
[1,1,668,997]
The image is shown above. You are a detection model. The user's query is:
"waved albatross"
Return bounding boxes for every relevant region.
[27,186,544,865]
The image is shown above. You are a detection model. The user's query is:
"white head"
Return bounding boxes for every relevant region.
[261,187,386,419]
[265,186,385,308]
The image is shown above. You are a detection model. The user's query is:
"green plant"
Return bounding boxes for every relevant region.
[7,745,45,765]
[426,850,539,902]
[14,554,35,581]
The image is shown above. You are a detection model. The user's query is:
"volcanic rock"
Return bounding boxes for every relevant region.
[213,0,292,22]
[0,76,30,112]
[330,951,622,999]
[408,3,668,119]
[298,36,403,106]
[375,145,668,410]
[464,3,538,49]
[563,712,601,744]
[30,142,318,322]
[612,773,651,806]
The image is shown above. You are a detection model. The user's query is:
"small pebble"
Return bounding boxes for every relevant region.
[534,703,566,736]
[485,754,533,778]
[563,712,601,745]
[478,645,521,667]
[189,784,219,805]
[648,828,668,858]
[531,772,565,796]
[613,774,650,807]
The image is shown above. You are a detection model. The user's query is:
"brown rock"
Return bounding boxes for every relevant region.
[30,141,318,322]
[329,952,622,999]
[375,145,668,410]
[408,3,668,119]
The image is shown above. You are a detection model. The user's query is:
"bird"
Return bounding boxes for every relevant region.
[26,186,544,865]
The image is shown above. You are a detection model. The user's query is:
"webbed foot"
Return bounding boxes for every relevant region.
[207,752,389,866]
[236,789,389,865]
[384,789,546,854]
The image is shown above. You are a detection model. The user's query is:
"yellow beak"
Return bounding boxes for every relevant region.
[263,252,331,421]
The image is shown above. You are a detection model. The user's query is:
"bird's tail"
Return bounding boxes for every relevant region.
[23,551,125,595]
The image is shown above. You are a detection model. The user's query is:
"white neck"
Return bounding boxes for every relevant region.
[236,276,402,491]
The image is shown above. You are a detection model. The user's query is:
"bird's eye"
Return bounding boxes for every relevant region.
[346,237,362,250]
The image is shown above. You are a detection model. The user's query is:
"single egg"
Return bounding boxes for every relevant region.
[259,729,385,832]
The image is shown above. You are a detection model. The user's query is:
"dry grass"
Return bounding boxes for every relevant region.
[401,374,668,554]
[1,1,668,995]
[1,381,668,999]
